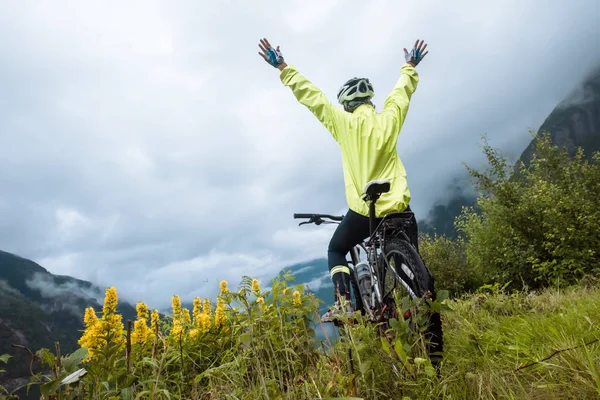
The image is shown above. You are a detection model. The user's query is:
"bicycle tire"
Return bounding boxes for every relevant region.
[380,238,444,365]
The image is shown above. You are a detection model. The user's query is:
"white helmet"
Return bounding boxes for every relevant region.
[337,77,375,106]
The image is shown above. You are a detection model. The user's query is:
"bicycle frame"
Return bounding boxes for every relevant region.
[293,203,411,319]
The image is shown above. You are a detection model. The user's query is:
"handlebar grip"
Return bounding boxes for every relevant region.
[293,213,314,219]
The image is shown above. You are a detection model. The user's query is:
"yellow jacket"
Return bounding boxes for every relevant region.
[279,63,419,218]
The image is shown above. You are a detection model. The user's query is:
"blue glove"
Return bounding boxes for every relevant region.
[266,47,284,68]
[404,39,429,66]
[258,38,285,68]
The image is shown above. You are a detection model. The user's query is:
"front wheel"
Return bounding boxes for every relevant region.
[379,238,444,365]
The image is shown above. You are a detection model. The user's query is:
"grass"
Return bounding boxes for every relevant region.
[1,275,599,399]
[440,283,600,399]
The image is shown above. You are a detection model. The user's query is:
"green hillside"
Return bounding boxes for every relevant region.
[0,250,137,395]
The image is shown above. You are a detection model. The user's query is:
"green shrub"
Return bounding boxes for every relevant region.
[419,233,483,296]
[456,132,600,290]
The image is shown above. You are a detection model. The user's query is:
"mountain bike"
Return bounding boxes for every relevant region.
[293,179,443,363]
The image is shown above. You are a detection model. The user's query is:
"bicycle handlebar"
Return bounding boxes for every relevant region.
[293,213,344,221]
[293,213,344,226]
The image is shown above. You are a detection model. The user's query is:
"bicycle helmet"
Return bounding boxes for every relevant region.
[337,77,375,112]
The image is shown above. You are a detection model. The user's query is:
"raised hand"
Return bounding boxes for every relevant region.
[404,39,429,67]
[258,38,285,69]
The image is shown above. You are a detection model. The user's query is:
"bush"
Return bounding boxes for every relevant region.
[456,132,600,290]
[419,233,483,296]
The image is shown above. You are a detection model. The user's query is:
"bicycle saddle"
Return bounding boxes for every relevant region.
[362,179,391,201]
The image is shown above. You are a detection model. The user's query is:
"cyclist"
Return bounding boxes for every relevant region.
[258,38,428,322]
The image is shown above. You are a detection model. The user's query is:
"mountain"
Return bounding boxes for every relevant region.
[0,250,137,396]
[423,63,600,241]
[419,173,477,239]
[518,65,600,166]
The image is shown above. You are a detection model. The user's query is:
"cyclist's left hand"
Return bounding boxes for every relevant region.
[258,38,287,70]
[404,39,429,67]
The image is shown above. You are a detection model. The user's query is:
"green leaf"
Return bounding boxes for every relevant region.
[388,318,401,332]
[239,332,251,346]
[36,348,55,368]
[62,347,88,372]
[0,354,11,364]
[121,387,133,400]
[380,336,390,353]
[436,290,450,302]
[424,365,436,377]
[39,379,61,396]
[394,339,407,361]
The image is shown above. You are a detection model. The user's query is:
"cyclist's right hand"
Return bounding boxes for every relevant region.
[258,37,288,71]
[404,39,429,67]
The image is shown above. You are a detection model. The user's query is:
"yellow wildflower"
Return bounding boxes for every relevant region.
[136,301,149,320]
[78,287,127,361]
[189,328,199,339]
[293,290,302,306]
[83,306,98,328]
[171,295,182,336]
[131,318,149,346]
[172,295,182,318]
[102,287,119,316]
[100,287,125,347]
[78,307,101,360]
[195,297,212,333]
[251,279,261,295]
[131,301,154,346]
[199,312,211,333]
[256,297,264,305]
[150,309,160,333]
[219,280,229,294]
[171,317,182,338]
[81,287,125,360]
[203,298,212,318]
[192,297,202,324]
[100,311,126,349]
[214,297,227,328]
[182,307,191,326]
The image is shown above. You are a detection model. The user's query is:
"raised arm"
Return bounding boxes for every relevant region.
[258,38,346,143]
[381,39,429,132]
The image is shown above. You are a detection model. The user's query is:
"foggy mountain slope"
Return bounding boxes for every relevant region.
[0,250,136,386]
[518,64,600,165]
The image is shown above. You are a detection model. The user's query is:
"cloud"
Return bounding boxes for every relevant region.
[24,271,105,316]
[557,64,600,109]
[304,271,334,293]
[0,1,599,310]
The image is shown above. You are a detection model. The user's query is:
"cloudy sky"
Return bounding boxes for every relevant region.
[1,0,599,310]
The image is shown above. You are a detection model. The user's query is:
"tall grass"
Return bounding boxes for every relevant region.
[1,273,599,399]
